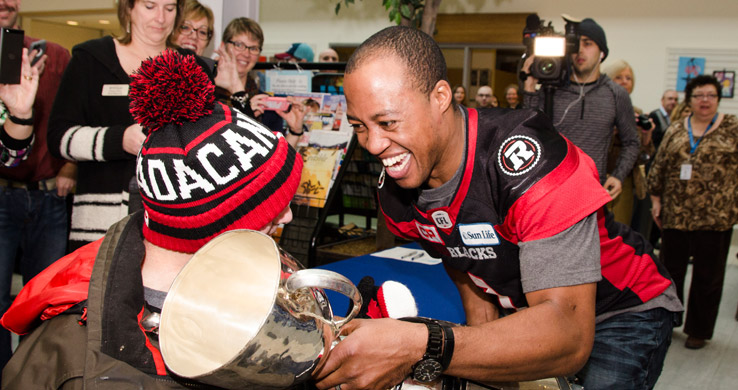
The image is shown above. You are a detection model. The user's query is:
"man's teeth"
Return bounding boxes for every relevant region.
[382,153,409,168]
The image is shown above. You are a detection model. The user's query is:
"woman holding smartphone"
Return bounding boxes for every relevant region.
[214,17,306,146]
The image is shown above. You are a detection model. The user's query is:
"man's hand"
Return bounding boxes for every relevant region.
[603,176,622,199]
[650,195,662,230]
[521,56,538,93]
[122,123,146,155]
[313,318,426,390]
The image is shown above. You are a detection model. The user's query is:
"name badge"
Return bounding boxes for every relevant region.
[102,84,129,96]
[680,163,692,180]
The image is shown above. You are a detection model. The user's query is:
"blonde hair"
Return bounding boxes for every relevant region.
[603,59,635,93]
[670,101,690,123]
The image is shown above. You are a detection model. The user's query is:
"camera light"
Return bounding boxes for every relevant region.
[534,37,566,57]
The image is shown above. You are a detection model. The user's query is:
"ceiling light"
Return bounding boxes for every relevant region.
[99,20,110,25]
[66,20,79,26]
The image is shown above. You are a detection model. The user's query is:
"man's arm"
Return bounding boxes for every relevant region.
[444,264,499,325]
[609,87,640,182]
[314,221,600,388]
[313,283,596,389]
[449,282,596,381]
[521,56,541,109]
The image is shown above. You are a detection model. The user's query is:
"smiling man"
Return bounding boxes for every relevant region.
[313,26,681,390]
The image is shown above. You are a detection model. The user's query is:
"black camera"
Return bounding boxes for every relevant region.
[522,14,580,86]
[636,114,653,131]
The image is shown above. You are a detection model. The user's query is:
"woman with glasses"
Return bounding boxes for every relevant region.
[172,0,213,56]
[214,17,307,146]
[647,75,738,350]
[47,0,213,251]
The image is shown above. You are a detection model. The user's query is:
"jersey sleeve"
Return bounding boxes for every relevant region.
[489,109,612,244]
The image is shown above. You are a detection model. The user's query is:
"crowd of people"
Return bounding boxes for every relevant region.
[0,1,736,389]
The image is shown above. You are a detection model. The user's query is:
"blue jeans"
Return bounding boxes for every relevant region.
[0,186,68,371]
[576,308,676,390]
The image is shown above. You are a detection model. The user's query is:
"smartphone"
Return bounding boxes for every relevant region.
[0,28,24,84]
[29,39,46,67]
[263,96,291,111]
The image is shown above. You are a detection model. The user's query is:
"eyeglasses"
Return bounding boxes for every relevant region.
[179,24,212,41]
[226,40,262,55]
[691,93,718,101]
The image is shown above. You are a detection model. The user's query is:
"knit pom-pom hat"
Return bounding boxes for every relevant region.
[129,50,302,253]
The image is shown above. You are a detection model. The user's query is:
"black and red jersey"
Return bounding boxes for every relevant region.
[378,107,673,316]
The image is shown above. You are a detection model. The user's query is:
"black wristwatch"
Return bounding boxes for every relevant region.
[413,322,444,383]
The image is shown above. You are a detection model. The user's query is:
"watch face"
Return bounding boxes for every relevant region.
[413,359,443,383]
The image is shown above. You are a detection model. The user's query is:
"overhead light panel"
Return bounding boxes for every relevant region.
[99,19,110,25]
[66,20,79,26]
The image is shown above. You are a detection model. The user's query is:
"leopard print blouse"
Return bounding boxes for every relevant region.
[647,114,738,231]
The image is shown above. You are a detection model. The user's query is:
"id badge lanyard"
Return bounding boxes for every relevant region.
[682,113,718,180]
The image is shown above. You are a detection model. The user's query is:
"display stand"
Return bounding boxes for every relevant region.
[253,61,380,267]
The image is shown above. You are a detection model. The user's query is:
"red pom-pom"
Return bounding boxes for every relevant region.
[129,50,215,132]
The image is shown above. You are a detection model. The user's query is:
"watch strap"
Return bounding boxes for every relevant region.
[422,322,443,360]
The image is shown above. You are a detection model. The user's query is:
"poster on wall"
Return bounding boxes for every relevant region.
[713,70,735,99]
[676,57,705,92]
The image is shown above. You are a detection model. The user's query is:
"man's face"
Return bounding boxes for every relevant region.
[344,56,450,189]
[571,36,601,78]
[319,49,339,63]
[0,0,20,28]
[662,90,678,113]
[475,86,493,108]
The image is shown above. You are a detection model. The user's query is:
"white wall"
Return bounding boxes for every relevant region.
[256,0,738,113]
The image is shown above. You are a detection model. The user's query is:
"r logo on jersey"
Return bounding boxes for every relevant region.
[415,221,445,244]
[498,135,541,176]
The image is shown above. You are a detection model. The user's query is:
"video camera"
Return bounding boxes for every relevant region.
[521,14,580,86]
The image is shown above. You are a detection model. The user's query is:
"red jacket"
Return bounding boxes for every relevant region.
[1,239,102,335]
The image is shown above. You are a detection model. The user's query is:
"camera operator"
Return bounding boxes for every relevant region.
[522,18,639,201]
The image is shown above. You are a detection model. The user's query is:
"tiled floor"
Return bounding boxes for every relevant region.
[655,226,738,390]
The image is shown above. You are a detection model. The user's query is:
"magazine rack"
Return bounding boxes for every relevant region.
[253,62,379,267]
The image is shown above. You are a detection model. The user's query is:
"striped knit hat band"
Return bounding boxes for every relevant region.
[129,51,302,253]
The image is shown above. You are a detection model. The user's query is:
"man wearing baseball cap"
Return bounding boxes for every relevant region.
[0,51,303,388]
[275,42,315,62]
[522,17,641,207]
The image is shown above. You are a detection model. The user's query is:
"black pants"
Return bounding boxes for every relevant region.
[661,228,733,339]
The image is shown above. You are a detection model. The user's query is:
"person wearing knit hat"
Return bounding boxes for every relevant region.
[0,50,303,388]
[577,18,608,61]
[522,16,641,211]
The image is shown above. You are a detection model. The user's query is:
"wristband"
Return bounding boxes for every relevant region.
[230,91,248,105]
[8,114,34,126]
[440,324,455,370]
[288,124,306,136]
